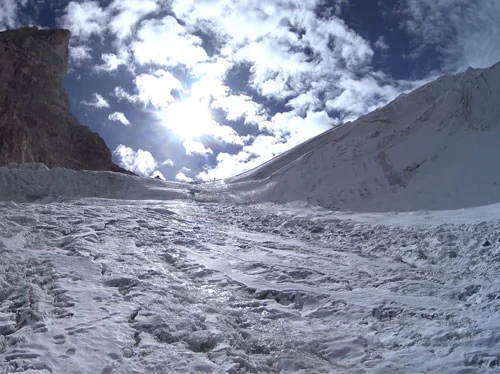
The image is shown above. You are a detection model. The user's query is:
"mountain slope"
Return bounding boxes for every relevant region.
[226,61,500,212]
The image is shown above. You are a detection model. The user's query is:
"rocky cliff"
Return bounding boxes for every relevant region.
[0,27,125,172]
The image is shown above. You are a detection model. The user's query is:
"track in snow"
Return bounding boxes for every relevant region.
[1,199,500,373]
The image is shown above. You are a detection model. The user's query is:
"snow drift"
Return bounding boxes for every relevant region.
[226,62,500,212]
[0,163,191,202]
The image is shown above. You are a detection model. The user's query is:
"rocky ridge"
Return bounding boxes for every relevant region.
[0,27,126,172]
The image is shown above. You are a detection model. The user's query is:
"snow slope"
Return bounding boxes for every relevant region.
[0,163,192,202]
[226,61,500,212]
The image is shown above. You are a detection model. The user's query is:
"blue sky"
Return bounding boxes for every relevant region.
[1,0,500,181]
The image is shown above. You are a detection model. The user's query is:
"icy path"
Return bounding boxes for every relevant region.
[1,199,500,373]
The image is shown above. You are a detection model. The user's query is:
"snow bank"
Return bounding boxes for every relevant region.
[0,163,191,202]
[226,61,500,212]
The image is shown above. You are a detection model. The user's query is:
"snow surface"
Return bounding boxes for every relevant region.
[2,164,500,373]
[0,163,192,202]
[225,62,500,212]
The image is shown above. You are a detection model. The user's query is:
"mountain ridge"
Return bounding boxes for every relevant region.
[225,61,500,212]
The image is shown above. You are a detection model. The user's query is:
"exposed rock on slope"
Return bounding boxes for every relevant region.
[0,27,125,172]
[227,62,500,212]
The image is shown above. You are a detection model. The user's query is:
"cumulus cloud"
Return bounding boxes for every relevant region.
[114,70,182,109]
[175,172,194,183]
[108,112,131,126]
[60,0,158,43]
[69,45,93,64]
[182,139,213,156]
[325,73,417,121]
[108,0,159,42]
[112,144,158,176]
[94,51,130,72]
[131,15,208,67]
[113,86,140,104]
[166,0,401,128]
[60,1,108,42]
[211,94,266,124]
[81,93,110,109]
[59,0,159,72]
[0,0,29,30]
[134,70,182,108]
[400,0,500,72]
[162,159,175,167]
[197,151,259,181]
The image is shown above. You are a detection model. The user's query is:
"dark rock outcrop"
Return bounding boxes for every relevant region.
[0,27,126,172]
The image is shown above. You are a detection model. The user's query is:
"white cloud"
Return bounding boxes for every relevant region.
[112,144,158,177]
[162,159,175,167]
[325,73,416,122]
[81,93,110,109]
[374,36,389,51]
[69,45,93,64]
[108,112,131,126]
[175,172,194,182]
[400,0,500,72]
[260,110,333,147]
[131,15,208,67]
[114,86,140,104]
[0,0,28,30]
[197,151,259,181]
[94,51,130,72]
[167,0,396,127]
[134,70,182,108]
[58,0,159,74]
[182,139,213,156]
[108,0,159,41]
[211,94,266,124]
[60,1,108,42]
[286,92,322,113]
[113,70,183,109]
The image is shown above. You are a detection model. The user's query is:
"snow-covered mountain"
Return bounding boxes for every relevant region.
[226,62,500,212]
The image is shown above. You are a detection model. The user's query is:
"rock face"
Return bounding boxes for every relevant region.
[0,27,125,172]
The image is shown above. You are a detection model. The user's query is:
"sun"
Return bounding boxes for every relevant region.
[159,98,213,140]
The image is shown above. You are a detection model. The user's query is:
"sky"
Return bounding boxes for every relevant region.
[1,0,500,182]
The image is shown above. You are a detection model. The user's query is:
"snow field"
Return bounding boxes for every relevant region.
[1,198,500,373]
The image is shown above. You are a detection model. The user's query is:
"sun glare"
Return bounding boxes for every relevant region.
[159,97,213,140]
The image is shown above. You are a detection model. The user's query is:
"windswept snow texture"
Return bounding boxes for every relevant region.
[0,163,191,202]
[226,62,500,212]
[1,167,500,373]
